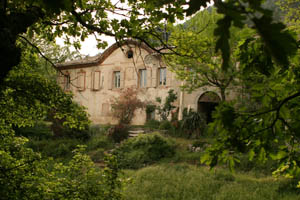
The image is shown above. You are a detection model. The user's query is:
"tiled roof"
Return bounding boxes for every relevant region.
[56,40,155,70]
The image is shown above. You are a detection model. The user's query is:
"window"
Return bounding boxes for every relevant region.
[139,69,147,87]
[64,74,70,90]
[159,68,166,86]
[114,71,121,88]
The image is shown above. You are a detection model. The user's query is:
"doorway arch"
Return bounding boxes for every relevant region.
[197,91,221,123]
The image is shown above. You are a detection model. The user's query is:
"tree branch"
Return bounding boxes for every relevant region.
[18,35,65,76]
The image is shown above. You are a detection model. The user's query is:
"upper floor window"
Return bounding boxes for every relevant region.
[139,69,147,87]
[114,71,121,88]
[64,74,71,90]
[159,68,166,86]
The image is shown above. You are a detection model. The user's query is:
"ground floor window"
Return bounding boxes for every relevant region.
[159,68,167,86]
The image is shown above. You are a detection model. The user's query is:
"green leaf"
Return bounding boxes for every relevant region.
[248,149,255,161]
[253,15,298,67]
[270,151,288,160]
[214,16,232,70]
[185,0,211,16]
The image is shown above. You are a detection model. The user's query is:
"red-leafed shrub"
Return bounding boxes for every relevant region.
[111,87,145,125]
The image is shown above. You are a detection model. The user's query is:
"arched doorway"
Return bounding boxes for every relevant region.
[197,91,220,123]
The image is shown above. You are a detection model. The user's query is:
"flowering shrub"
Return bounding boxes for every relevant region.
[111,87,145,124]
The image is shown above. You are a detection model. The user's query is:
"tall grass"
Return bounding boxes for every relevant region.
[123,164,300,200]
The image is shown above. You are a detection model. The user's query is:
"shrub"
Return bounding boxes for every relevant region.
[86,134,114,151]
[159,120,173,130]
[111,87,144,124]
[48,101,91,140]
[114,133,175,169]
[26,138,82,158]
[145,119,161,130]
[89,148,105,162]
[181,109,206,138]
[146,104,156,121]
[87,124,104,137]
[14,121,53,139]
[155,89,177,121]
[107,124,129,143]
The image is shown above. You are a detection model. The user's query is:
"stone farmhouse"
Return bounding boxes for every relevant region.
[57,41,231,125]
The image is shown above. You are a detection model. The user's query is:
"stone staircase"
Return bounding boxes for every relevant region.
[128,127,146,137]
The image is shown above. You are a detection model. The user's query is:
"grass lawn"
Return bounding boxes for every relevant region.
[21,123,300,199]
[123,163,299,200]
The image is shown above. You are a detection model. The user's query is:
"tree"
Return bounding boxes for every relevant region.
[1,0,300,194]
[166,8,253,101]
[155,89,178,121]
[0,0,298,84]
[200,27,300,187]
[111,87,145,125]
[277,0,300,34]
[0,38,127,198]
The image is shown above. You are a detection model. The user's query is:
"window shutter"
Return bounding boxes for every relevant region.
[152,68,158,88]
[92,71,101,90]
[146,68,152,88]
[120,70,125,88]
[108,71,113,90]
[77,71,86,91]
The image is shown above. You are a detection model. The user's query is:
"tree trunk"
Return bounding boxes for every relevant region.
[220,87,226,101]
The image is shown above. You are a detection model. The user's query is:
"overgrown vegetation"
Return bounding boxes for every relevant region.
[111,87,145,125]
[124,164,300,200]
[107,124,130,143]
[2,0,300,198]
[113,133,176,169]
[181,108,206,138]
[155,89,177,121]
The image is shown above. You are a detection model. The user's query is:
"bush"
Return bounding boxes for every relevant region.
[111,87,145,124]
[181,109,206,138]
[87,124,104,137]
[155,89,177,121]
[114,133,175,169]
[159,120,173,130]
[86,134,114,151]
[26,138,82,158]
[14,121,53,139]
[107,124,129,143]
[89,148,105,162]
[145,119,160,130]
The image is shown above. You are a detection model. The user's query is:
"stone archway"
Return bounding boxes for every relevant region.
[197,91,221,123]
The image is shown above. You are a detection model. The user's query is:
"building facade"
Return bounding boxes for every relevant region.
[57,41,232,125]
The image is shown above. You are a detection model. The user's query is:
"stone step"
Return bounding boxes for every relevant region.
[129,133,140,137]
[128,130,145,134]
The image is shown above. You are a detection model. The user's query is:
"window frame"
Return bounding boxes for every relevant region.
[63,72,71,91]
[158,67,167,86]
[114,71,121,88]
[139,69,147,88]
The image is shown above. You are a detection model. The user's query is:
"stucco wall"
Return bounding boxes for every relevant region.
[58,43,229,125]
